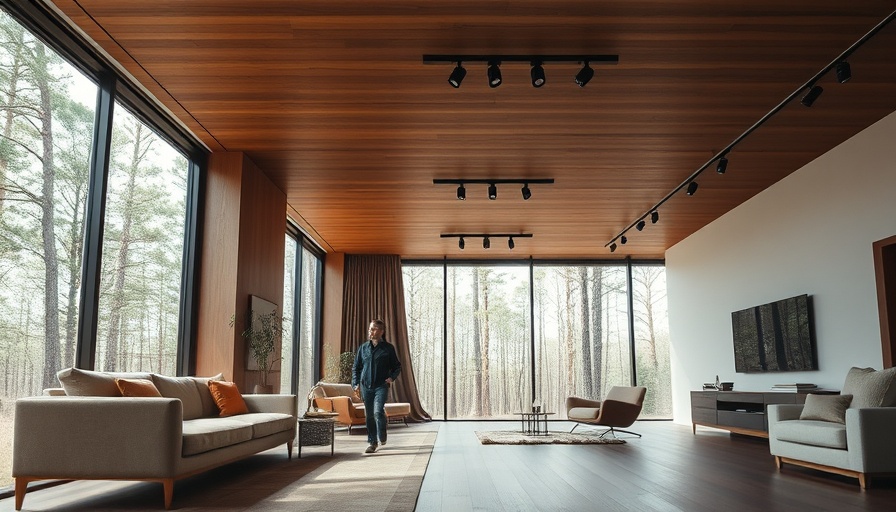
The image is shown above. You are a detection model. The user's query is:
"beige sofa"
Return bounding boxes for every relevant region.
[13,368,297,510]
[309,381,410,433]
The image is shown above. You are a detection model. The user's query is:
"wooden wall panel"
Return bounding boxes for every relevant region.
[321,252,345,380]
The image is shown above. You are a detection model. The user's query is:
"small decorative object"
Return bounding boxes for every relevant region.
[715,375,721,390]
[231,296,285,394]
[532,399,542,413]
[720,382,734,391]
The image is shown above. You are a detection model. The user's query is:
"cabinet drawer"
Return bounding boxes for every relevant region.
[691,392,717,409]
[691,407,717,425]
[718,411,765,431]
[717,392,763,403]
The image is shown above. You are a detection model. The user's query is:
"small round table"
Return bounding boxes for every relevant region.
[297,414,337,458]
[514,411,555,436]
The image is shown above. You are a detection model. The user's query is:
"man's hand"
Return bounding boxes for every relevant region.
[385,378,393,385]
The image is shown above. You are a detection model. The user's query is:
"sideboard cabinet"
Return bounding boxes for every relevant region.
[690,390,837,438]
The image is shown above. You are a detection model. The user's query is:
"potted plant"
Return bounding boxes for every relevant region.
[233,308,285,393]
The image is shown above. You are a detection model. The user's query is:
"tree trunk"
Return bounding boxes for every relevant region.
[480,268,491,414]
[590,267,604,396]
[471,268,482,416]
[579,267,592,393]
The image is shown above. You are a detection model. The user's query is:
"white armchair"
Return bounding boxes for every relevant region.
[767,366,896,488]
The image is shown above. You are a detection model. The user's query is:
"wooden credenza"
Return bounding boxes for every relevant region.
[690,390,837,438]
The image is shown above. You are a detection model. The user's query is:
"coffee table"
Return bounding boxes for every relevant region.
[297,416,337,458]
[514,411,555,436]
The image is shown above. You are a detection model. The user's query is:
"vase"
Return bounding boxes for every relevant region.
[254,384,273,394]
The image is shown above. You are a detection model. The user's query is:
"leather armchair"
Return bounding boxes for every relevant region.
[566,385,647,438]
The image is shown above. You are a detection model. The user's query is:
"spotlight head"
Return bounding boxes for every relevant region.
[456,184,466,200]
[483,236,490,249]
[836,61,851,84]
[508,237,515,250]
[487,61,502,88]
[521,184,532,200]
[575,62,594,87]
[530,61,546,88]
[609,243,617,253]
[716,156,728,174]
[686,181,699,196]
[621,235,627,245]
[636,220,646,231]
[448,62,466,88]
[458,237,465,250]
[488,183,497,200]
[801,85,823,107]
[651,210,659,224]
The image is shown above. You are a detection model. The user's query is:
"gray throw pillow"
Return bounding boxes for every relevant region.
[151,374,205,420]
[799,393,853,424]
[56,367,152,396]
[840,366,896,408]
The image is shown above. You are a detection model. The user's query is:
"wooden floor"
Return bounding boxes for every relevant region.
[416,421,896,512]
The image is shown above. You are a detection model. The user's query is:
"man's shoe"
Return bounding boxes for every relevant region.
[365,444,378,454]
[379,439,386,446]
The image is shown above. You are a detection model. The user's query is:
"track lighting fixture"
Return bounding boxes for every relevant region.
[424,55,618,88]
[800,85,823,107]
[716,155,728,174]
[487,61,502,88]
[836,61,851,84]
[620,235,627,245]
[636,220,646,231]
[448,62,466,88]
[530,61,545,88]
[575,62,594,87]
[605,11,885,253]
[434,178,554,200]
[441,233,533,251]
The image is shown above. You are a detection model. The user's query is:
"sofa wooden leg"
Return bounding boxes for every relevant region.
[774,456,782,470]
[14,477,32,510]
[162,479,174,510]
[859,473,867,490]
[287,440,294,460]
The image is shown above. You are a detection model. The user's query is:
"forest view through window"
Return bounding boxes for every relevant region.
[403,262,671,420]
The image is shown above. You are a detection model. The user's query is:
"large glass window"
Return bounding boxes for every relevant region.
[403,261,671,421]
[94,106,188,374]
[280,229,323,401]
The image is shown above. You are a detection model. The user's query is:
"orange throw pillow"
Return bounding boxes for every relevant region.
[208,380,249,416]
[115,378,162,397]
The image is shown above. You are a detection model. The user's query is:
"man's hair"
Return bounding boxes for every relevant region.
[370,319,386,332]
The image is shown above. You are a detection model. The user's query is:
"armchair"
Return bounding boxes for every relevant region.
[309,381,410,433]
[566,385,647,438]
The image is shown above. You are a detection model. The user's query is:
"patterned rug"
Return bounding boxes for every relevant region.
[475,430,626,445]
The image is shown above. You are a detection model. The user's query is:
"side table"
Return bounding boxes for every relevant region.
[297,416,336,458]
[514,411,554,436]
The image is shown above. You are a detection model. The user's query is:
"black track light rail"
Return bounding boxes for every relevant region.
[423,55,618,65]
[604,8,896,249]
[433,178,554,185]
[440,233,534,239]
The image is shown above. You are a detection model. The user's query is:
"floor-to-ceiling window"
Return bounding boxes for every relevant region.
[0,5,203,488]
[280,224,323,401]
[403,260,671,420]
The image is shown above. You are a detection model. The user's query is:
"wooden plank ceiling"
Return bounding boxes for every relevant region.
[49,1,896,259]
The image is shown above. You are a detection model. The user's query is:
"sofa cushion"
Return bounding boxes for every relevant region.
[229,412,295,439]
[385,402,411,417]
[115,378,162,397]
[841,366,896,408]
[193,373,225,417]
[313,382,362,403]
[208,380,249,417]
[181,417,254,456]
[773,419,848,449]
[799,394,852,423]
[57,368,152,396]
[151,374,205,420]
[568,407,600,421]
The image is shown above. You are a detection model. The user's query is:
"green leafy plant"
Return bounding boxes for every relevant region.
[325,351,355,384]
[232,309,285,387]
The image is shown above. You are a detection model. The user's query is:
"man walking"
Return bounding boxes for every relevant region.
[352,319,401,453]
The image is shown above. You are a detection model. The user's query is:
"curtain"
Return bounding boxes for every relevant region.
[341,255,431,422]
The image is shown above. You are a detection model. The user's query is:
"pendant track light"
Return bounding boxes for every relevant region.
[521,184,532,200]
[508,237,515,250]
[441,233,532,251]
[836,61,851,84]
[620,235,627,245]
[686,181,699,196]
[458,237,465,250]
[434,178,553,200]
[530,61,545,88]
[448,62,466,88]
[575,62,594,87]
[483,236,490,249]
[488,183,497,200]
[456,184,466,200]
[487,61,502,88]
[801,85,823,107]
[636,220,646,231]
[609,243,617,253]
[651,210,659,224]
[716,155,728,174]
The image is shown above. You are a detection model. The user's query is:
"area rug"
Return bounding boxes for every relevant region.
[475,430,626,445]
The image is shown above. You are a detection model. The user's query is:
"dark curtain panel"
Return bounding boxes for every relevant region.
[341,255,431,422]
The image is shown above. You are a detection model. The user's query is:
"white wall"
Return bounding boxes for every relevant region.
[666,109,896,424]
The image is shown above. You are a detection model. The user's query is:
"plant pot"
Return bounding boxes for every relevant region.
[254,384,274,394]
